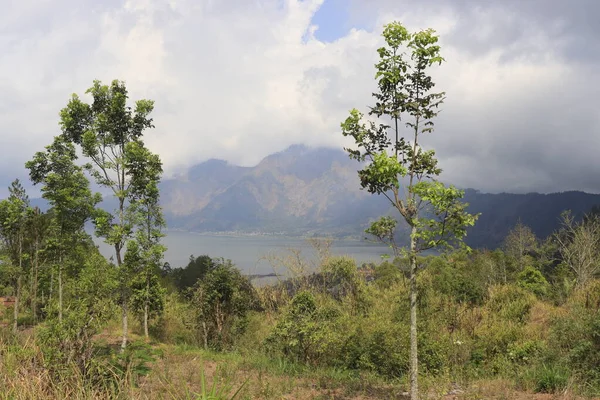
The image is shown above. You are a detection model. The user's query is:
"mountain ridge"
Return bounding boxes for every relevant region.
[158,144,600,248]
[25,144,600,249]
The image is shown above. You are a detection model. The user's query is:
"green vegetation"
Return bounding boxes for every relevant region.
[340,21,478,399]
[1,23,600,400]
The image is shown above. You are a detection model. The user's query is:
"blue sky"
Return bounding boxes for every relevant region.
[310,0,351,42]
[1,0,600,196]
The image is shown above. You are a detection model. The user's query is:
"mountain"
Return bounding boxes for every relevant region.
[159,145,600,248]
[160,145,388,235]
[461,189,600,248]
[23,144,600,249]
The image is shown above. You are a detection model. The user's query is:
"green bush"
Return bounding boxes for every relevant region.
[152,292,198,344]
[264,291,343,366]
[192,260,260,350]
[517,266,549,297]
[373,261,403,289]
[550,303,600,387]
[487,285,534,323]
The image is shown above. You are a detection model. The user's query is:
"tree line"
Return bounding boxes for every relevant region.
[0,80,166,358]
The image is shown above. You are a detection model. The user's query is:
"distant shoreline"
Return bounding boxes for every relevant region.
[163,228,374,243]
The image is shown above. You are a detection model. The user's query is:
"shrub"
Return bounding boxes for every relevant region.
[550,302,600,387]
[192,260,260,350]
[152,292,198,344]
[264,291,343,366]
[517,266,549,297]
[487,285,534,323]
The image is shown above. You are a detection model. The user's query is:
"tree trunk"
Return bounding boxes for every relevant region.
[409,225,419,400]
[49,270,53,302]
[33,241,39,324]
[143,303,149,339]
[143,276,149,339]
[120,296,128,352]
[202,321,208,350]
[13,236,23,334]
[13,276,21,335]
[58,252,63,323]
[115,241,129,353]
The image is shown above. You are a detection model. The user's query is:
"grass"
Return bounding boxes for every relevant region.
[0,329,592,400]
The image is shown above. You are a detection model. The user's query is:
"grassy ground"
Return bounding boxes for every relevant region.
[130,344,590,400]
[0,329,592,400]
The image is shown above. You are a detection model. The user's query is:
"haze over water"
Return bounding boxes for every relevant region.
[94,230,393,276]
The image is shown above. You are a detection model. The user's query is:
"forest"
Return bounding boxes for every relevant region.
[1,21,600,400]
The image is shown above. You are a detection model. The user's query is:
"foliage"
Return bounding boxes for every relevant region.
[38,252,117,379]
[59,79,163,350]
[192,260,260,350]
[340,20,479,398]
[171,254,216,293]
[517,266,550,297]
[264,291,342,366]
[549,282,600,389]
[555,210,600,288]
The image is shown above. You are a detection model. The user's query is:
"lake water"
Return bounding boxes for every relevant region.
[94,231,393,277]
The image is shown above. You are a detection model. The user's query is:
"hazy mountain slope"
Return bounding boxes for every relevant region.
[23,144,600,248]
[160,145,600,247]
[462,189,600,248]
[167,145,382,234]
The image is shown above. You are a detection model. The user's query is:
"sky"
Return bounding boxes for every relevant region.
[1,0,599,197]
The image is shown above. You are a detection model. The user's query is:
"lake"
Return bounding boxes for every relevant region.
[94,230,393,277]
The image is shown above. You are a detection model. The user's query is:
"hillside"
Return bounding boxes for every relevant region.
[159,145,600,248]
[25,144,600,248]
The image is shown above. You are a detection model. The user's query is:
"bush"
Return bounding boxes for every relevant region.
[152,292,198,344]
[264,291,343,366]
[192,260,260,350]
[373,261,403,289]
[487,285,534,323]
[517,266,549,297]
[550,302,600,387]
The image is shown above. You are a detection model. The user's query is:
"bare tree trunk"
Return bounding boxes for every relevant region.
[409,225,418,400]
[121,296,128,352]
[143,304,149,339]
[33,241,39,324]
[13,236,23,334]
[202,321,208,350]
[49,270,53,302]
[143,276,149,339]
[58,252,63,323]
[13,276,21,335]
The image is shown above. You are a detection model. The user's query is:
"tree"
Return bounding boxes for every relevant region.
[24,206,51,323]
[172,255,216,293]
[340,22,478,399]
[0,179,31,333]
[39,250,118,378]
[503,219,538,277]
[555,210,600,288]
[26,135,101,322]
[192,259,258,350]
[125,141,167,339]
[59,79,159,350]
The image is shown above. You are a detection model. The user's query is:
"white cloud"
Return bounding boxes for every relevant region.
[1,0,599,196]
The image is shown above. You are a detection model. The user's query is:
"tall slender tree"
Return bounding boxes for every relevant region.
[504,219,538,275]
[0,179,31,333]
[59,79,159,350]
[340,22,478,399]
[24,206,51,323]
[26,135,101,322]
[125,141,166,339]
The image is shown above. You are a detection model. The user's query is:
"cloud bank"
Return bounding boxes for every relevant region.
[1,0,599,196]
